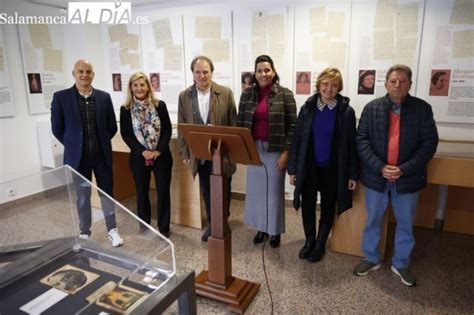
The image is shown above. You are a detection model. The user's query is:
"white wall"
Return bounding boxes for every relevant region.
[1,21,49,182]
[0,1,107,183]
[1,0,472,199]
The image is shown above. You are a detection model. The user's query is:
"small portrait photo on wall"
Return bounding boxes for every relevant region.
[150,73,161,92]
[357,70,376,95]
[112,73,122,92]
[241,71,253,91]
[27,73,43,94]
[296,71,311,95]
[429,69,451,96]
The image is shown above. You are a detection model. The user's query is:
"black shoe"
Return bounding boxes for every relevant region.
[253,231,267,244]
[307,223,331,262]
[269,235,281,248]
[160,230,170,238]
[308,241,325,262]
[201,228,211,242]
[299,236,316,259]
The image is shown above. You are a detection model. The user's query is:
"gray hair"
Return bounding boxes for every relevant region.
[386,64,412,82]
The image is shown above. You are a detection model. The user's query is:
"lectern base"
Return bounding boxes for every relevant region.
[196,270,260,313]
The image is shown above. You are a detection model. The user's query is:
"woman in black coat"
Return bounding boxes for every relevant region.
[120,71,173,237]
[288,68,358,262]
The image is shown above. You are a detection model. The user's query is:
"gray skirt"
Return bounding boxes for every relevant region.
[244,141,286,235]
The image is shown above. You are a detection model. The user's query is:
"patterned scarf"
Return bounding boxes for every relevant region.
[131,98,161,151]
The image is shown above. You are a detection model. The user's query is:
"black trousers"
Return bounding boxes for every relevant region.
[197,160,232,224]
[301,166,337,236]
[130,150,173,233]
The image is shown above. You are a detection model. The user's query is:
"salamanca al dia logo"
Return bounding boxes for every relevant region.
[68,1,134,24]
[0,1,148,25]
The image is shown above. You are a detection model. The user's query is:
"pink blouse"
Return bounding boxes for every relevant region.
[252,85,271,140]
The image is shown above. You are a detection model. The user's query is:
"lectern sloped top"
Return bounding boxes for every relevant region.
[178,124,262,166]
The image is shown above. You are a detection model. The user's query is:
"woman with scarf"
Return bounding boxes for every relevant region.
[120,72,173,237]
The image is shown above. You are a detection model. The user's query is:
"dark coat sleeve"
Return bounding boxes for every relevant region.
[289,104,307,210]
[283,89,297,151]
[347,106,359,181]
[335,103,359,214]
[236,92,247,127]
[105,93,118,139]
[288,105,305,176]
[51,92,65,144]
[155,101,172,155]
[177,90,190,160]
[227,89,238,126]
[356,103,386,176]
[398,103,438,176]
[51,88,83,169]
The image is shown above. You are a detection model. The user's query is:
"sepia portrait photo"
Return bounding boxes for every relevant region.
[150,73,161,92]
[296,71,311,95]
[27,73,43,94]
[357,70,376,95]
[112,73,122,92]
[40,264,99,294]
[96,284,148,313]
[429,69,451,96]
[241,71,254,91]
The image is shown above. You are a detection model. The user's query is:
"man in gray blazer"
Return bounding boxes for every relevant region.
[177,55,237,242]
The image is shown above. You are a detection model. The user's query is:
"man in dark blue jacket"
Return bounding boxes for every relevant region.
[51,59,123,247]
[354,64,438,286]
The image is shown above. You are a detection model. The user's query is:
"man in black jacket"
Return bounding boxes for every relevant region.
[354,64,438,286]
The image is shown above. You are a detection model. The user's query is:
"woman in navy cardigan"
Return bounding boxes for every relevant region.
[120,72,173,236]
[288,68,359,262]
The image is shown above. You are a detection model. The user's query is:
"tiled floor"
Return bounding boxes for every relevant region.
[119,197,474,314]
[2,191,472,314]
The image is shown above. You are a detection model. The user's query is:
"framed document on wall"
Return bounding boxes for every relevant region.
[18,23,66,115]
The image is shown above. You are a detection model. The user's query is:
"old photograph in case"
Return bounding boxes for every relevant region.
[96,284,148,313]
[40,264,99,294]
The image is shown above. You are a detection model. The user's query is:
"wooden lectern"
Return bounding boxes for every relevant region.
[178,124,261,313]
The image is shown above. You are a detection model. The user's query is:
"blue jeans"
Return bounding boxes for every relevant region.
[362,183,419,268]
[75,154,116,235]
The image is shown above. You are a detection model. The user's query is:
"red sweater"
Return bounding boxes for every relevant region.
[387,111,400,182]
[252,85,271,140]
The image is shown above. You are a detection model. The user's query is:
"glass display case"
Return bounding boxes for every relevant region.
[0,165,194,314]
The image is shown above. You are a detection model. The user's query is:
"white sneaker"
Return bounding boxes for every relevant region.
[108,228,124,247]
[79,234,90,240]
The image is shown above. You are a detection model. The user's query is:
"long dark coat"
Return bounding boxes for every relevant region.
[288,93,359,214]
